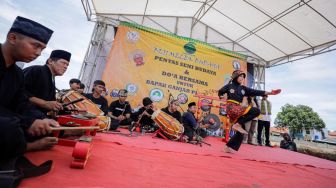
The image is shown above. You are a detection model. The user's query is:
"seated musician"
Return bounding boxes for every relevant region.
[280,133,297,152]
[1,16,59,159]
[132,97,156,132]
[77,83,85,94]
[23,50,72,115]
[161,99,182,123]
[84,80,108,115]
[69,78,81,91]
[182,102,208,142]
[107,89,132,131]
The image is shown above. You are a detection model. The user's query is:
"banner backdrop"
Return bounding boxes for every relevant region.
[102,21,247,110]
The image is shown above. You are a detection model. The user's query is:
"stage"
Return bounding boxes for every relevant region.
[22,129,336,188]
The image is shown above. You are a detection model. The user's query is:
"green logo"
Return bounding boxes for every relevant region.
[149,88,164,102]
[184,42,196,54]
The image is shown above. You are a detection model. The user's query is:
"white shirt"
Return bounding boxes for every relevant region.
[258,100,272,122]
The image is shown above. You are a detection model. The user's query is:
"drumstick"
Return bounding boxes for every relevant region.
[50,126,100,131]
[62,98,84,107]
[64,109,87,112]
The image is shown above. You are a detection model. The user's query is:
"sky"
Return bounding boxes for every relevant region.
[1,0,335,131]
[0,0,95,88]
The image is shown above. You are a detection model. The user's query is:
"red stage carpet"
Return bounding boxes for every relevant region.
[21,130,336,188]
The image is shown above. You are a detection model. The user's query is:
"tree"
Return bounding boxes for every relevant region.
[275,104,326,134]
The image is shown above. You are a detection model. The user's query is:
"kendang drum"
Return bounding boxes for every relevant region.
[97,115,111,131]
[60,91,111,131]
[60,90,103,116]
[151,109,184,140]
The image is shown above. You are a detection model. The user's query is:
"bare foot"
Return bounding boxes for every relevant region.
[224,146,235,154]
[182,135,189,143]
[232,123,248,134]
[26,137,58,152]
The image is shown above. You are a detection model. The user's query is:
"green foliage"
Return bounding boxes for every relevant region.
[275,104,325,132]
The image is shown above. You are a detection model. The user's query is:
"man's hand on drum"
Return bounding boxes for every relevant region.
[43,101,63,111]
[64,104,76,111]
[200,123,210,129]
[27,119,60,137]
[143,111,151,117]
[117,115,126,121]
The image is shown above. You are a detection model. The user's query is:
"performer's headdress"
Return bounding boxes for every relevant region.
[231,69,246,80]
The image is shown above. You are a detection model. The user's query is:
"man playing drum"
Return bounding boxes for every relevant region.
[23,49,72,115]
[161,99,182,123]
[0,16,59,159]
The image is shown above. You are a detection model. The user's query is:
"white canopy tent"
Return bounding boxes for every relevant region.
[79,0,336,90]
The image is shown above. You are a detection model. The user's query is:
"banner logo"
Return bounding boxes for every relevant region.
[127,31,140,43]
[126,83,138,95]
[184,42,196,54]
[110,89,120,98]
[150,88,164,102]
[232,60,241,70]
[177,93,188,104]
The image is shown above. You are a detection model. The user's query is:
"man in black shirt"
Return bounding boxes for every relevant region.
[132,97,155,132]
[108,89,132,131]
[280,133,297,152]
[161,99,182,123]
[0,16,59,161]
[69,78,81,91]
[78,83,85,94]
[84,80,108,115]
[23,50,72,115]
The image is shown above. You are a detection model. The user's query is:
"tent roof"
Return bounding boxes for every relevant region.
[82,0,336,67]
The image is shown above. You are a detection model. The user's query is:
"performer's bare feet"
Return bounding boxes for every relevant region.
[26,137,58,152]
[182,135,189,143]
[224,146,235,153]
[232,123,248,134]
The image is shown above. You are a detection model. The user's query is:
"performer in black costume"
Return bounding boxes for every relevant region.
[0,16,59,162]
[218,70,281,153]
[23,49,72,115]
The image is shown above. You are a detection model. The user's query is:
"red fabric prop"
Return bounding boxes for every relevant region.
[271,89,281,95]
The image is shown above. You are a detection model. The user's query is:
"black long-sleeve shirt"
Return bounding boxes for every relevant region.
[23,65,56,114]
[108,100,131,117]
[161,107,182,123]
[280,140,297,152]
[0,44,44,128]
[218,82,265,103]
[133,107,154,126]
[84,93,108,115]
[182,111,197,130]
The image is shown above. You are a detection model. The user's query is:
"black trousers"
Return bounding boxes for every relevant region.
[109,118,132,130]
[226,107,260,151]
[195,128,207,138]
[257,120,270,145]
[183,125,194,141]
[0,116,26,161]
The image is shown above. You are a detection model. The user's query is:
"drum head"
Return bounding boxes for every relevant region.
[83,113,97,118]
[203,113,221,131]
